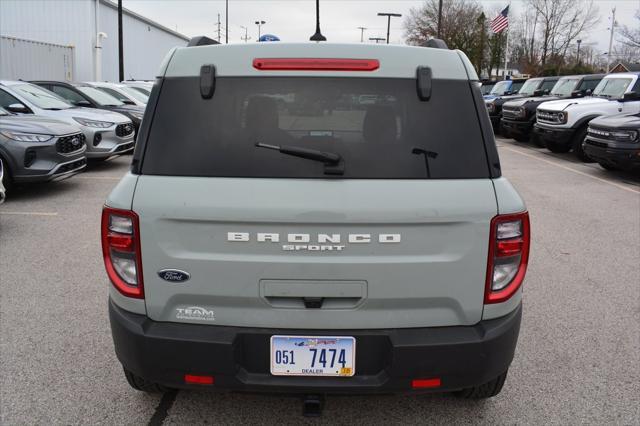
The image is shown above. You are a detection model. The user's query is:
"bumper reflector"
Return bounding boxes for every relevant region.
[184,374,214,385]
[411,378,441,389]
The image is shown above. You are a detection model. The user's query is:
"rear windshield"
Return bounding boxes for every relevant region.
[141,77,490,179]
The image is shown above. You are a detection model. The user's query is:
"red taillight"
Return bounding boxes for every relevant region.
[184,374,215,385]
[101,206,144,299]
[485,212,530,304]
[411,378,441,389]
[252,58,380,71]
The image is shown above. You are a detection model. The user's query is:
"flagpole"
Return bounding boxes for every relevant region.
[503,27,509,77]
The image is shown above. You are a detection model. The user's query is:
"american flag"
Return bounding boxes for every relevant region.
[490,6,510,34]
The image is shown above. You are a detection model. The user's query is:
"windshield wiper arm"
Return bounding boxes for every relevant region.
[255,142,344,175]
[412,148,439,178]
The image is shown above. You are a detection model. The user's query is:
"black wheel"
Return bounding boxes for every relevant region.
[123,368,171,393]
[545,140,571,153]
[598,162,620,171]
[571,127,594,162]
[532,133,545,147]
[454,370,508,399]
[514,135,529,142]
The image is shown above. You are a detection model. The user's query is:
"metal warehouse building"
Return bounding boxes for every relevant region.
[0,0,189,82]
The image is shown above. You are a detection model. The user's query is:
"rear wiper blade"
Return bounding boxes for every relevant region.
[255,142,344,175]
[412,148,438,178]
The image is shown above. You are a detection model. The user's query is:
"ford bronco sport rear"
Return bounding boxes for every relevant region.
[102,41,530,402]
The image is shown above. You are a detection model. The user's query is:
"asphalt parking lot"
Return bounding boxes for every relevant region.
[1,138,639,425]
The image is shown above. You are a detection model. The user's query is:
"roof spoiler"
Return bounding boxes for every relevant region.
[187,36,220,47]
[422,38,448,49]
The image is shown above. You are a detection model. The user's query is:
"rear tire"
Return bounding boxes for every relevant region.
[545,140,571,153]
[0,156,14,193]
[454,370,508,399]
[123,368,171,393]
[571,127,594,162]
[514,135,529,142]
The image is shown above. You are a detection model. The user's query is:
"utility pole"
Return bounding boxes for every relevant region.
[217,14,221,43]
[117,0,124,82]
[225,0,228,44]
[377,12,402,44]
[240,26,250,43]
[357,27,367,43]
[577,39,582,65]
[369,37,385,44]
[437,0,443,38]
[606,7,616,73]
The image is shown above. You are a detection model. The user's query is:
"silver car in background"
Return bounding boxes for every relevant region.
[0,158,5,204]
[0,81,135,160]
[86,82,149,106]
[0,107,86,189]
[120,80,154,97]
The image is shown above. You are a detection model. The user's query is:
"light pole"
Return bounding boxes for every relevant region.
[377,12,402,44]
[369,37,386,44]
[606,7,616,73]
[577,39,582,65]
[240,25,251,43]
[255,20,265,40]
[225,0,228,44]
[357,26,367,43]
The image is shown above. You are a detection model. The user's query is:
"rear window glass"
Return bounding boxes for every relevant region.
[141,77,490,179]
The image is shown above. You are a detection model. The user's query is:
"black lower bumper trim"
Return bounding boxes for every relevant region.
[501,118,534,137]
[583,142,640,170]
[534,124,575,146]
[109,300,522,394]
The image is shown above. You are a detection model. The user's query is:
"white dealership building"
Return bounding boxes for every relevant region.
[0,0,189,82]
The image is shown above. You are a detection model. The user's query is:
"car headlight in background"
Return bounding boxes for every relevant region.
[73,117,114,128]
[515,107,526,118]
[0,131,53,142]
[486,102,495,113]
[611,130,638,142]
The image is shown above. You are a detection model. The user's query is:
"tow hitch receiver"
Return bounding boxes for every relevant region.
[302,394,324,417]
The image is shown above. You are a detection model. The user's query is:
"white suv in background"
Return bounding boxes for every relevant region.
[534,72,640,161]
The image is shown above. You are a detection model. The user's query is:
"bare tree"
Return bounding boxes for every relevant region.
[404,0,485,60]
[526,0,599,69]
[617,10,640,48]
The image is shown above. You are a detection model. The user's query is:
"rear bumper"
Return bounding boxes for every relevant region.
[109,299,522,394]
[533,124,575,146]
[583,140,640,170]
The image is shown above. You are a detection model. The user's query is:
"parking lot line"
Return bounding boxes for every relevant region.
[0,211,58,216]
[500,145,640,194]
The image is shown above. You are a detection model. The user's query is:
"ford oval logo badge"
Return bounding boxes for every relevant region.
[158,269,190,283]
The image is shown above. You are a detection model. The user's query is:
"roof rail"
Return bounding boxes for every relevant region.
[423,38,448,49]
[187,36,220,47]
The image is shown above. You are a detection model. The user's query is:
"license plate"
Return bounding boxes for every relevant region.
[270,336,356,377]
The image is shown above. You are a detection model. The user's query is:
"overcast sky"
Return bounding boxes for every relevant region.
[123,0,639,51]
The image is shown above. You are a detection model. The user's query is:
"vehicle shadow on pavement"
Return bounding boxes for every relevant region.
[501,138,640,185]
[163,391,488,425]
[2,178,83,203]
